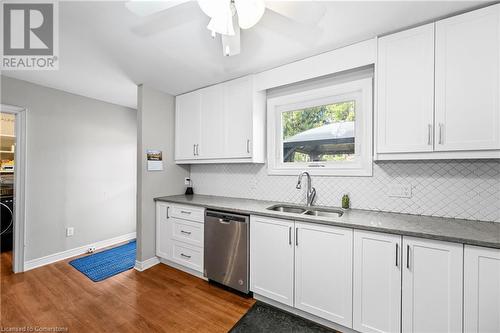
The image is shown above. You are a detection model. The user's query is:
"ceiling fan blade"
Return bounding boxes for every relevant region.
[125,0,192,17]
[258,8,322,46]
[130,1,203,37]
[265,1,326,27]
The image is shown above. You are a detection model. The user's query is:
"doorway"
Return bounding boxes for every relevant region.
[0,104,26,273]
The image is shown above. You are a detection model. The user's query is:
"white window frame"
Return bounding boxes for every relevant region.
[267,77,373,176]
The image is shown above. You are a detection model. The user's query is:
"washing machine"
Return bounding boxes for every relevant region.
[1,195,14,252]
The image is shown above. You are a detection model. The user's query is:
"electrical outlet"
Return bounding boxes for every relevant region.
[87,246,96,253]
[66,227,74,237]
[388,184,412,198]
[184,177,191,186]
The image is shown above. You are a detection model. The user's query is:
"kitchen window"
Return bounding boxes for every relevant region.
[267,77,373,176]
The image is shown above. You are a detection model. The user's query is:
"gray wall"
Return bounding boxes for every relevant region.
[136,85,189,262]
[1,76,137,261]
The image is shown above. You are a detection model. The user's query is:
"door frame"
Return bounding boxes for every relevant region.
[1,104,27,273]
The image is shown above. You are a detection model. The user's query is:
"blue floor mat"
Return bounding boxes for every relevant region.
[69,240,136,282]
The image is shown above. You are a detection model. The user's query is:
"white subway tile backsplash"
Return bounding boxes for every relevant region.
[190,160,500,222]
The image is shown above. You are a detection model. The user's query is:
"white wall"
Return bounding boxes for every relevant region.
[191,161,500,223]
[1,76,137,261]
[136,85,189,262]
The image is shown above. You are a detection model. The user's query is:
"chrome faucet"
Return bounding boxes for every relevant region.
[296,171,316,207]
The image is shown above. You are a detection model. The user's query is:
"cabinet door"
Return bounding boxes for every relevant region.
[294,222,353,327]
[435,5,500,151]
[199,84,225,159]
[464,245,500,333]
[224,76,253,158]
[377,23,435,153]
[156,202,172,259]
[175,91,201,160]
[402,237,463,333]
[353,231,402,333]
[250,216,294,306]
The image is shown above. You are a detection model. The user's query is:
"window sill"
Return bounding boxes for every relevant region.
[267,166,373,177]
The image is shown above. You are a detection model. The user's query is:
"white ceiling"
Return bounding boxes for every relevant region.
[3,1,488,108]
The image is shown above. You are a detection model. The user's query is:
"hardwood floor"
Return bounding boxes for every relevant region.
[1,251,255,332]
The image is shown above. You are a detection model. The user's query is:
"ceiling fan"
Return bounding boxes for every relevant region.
[125,0,325,57]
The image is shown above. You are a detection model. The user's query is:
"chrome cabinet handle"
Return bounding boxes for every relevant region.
[193,144,196,156]
[180,253,191,259]
[246,139,250,153]
[288,226,292,245]
[295,228,298,246]
[196,144,199,156]
[180,210,191,215]
[395,243,399,267]
[428,124,433,145]
[438,123,444,145]
[406,245,410,269]
[166,207,170,219]
[180,230,191,235]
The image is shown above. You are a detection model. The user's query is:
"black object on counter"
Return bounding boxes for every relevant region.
[185,187,194,195]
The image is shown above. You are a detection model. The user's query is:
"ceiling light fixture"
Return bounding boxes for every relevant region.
[234,0,265,29]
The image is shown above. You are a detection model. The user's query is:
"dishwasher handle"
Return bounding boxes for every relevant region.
[206,210,249,224]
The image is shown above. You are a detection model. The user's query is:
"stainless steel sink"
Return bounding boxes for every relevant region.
[267,204,308,214]
[266,204,344,218]
[304,208,344,218]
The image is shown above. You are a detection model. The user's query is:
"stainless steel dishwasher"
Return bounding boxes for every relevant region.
[204,210,249,294]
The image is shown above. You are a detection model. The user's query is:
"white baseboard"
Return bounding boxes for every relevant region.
[158,258,207,280]
[254,294,357,333]
[24,232,137,272]
[134,257,160,272]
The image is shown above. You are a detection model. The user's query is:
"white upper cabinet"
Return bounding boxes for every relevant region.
[175,75,265,164]
[199,84,224,159]
[376,4,500,160]
[402,237,463,333]
[250,216,295,306]
[175,90,201,160]
[353,230,402,333]
[464,245,500,333]
[435,5,500,152]
[377,23,435,153]
[294,222,353,328]
[224,76,253,158]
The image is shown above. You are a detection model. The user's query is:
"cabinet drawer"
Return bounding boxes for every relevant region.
[171,241,203,272]
[171,218,203,247]
[170,204,205,223]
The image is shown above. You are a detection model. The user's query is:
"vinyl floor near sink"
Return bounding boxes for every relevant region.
[230,302,339,333]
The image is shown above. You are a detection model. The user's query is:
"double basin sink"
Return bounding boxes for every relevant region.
[267,204,344,218]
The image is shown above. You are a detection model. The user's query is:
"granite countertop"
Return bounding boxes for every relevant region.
[155,194,500,249]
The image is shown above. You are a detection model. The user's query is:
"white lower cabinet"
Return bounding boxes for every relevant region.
[353,230,402,333]
[402,237,463,333]
[250,216,294,306]
[156,202,172,259]
[155,202,205,274]
[295,222,353,327]
[464,245,500,333]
